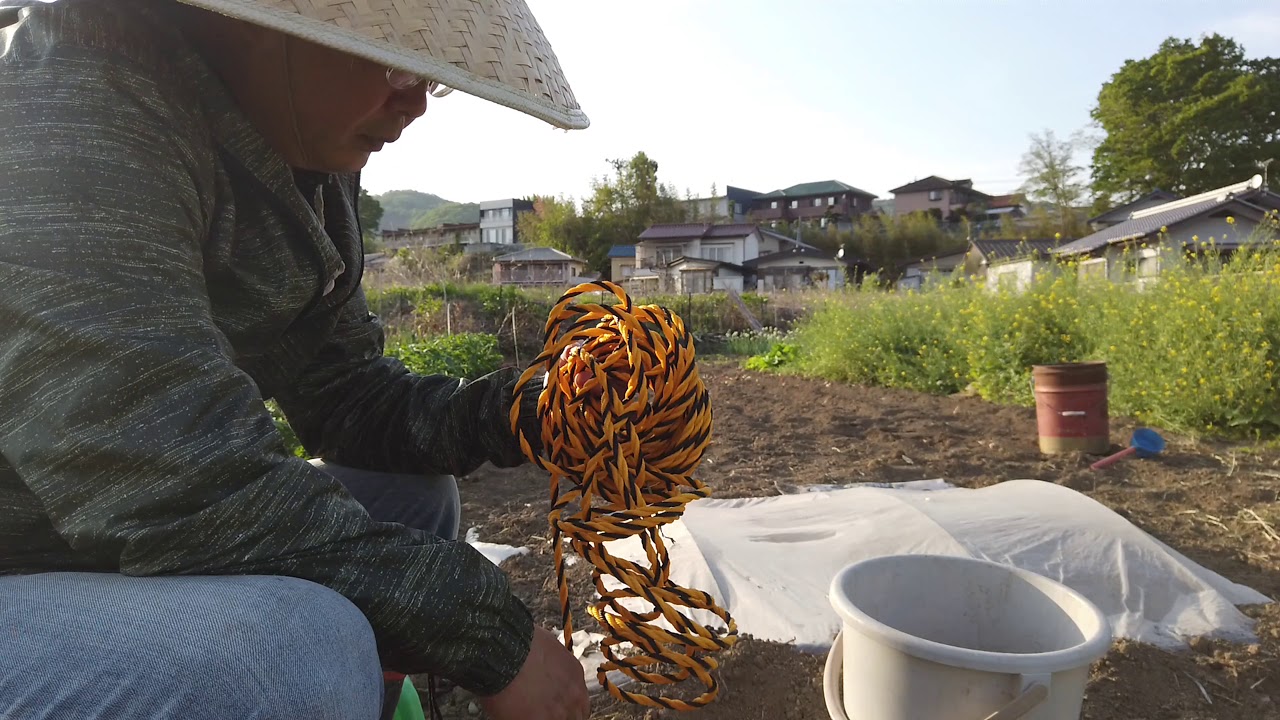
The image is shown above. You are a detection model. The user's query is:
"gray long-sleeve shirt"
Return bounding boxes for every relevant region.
[0,0,535,694]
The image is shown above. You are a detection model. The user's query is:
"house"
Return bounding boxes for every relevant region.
[963,238,1061,276]
[746,180,878,231]
[633,223,763,294]
[898,249,970,291]
[633,222,840,294]
[1087,190,1180,231]
[635,223,763,271]
[380,223,481,251]
[1054,175,1280,284]
[977,194,1027,222]
[745,246,849,291]
[478,198,535,247]
[661,256,749,294]
[889,176,990,221]
[970,239,1065,292]
[608,245,637,283]
[684,186,761,223]
[492,246,588,288]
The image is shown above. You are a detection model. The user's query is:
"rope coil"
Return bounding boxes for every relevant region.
[510,281,737,710]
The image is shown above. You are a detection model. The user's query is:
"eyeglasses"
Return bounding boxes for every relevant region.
[385,68,454,98]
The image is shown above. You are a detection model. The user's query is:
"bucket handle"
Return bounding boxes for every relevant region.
[823,631,1051,720]
[981,677,1050,720]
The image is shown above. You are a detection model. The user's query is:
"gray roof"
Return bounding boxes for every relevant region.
[889,176,973,195]
[1087,190,1180,225]
[494,246,580,263]
[638,223,757,241]
[972,239,1062,262]
[479,198,535,211]
[667,256,746,272]
[1055,176,1272,256]
[705,223,760,238]
[1055,197,1228,255]
[744,246,840,267]
[757,227,818,251]
[755,180,878,200]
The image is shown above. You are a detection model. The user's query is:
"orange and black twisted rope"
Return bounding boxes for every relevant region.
[510,281,738,711]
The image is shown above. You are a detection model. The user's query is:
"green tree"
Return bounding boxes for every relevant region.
[996,212,1021,239]
[358,188,384,238]
[518,152,714,275]
[516,194,600,269]
[1091,34,1280,200]
[1019,129,1088,234]
[582,152,688,243]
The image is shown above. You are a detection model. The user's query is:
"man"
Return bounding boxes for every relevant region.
[0,1,591,719]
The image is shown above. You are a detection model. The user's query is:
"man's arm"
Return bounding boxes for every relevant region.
[0,15,531,693]
[271,287,538,477]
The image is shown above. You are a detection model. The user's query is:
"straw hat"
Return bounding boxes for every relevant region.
[173,0,588,130]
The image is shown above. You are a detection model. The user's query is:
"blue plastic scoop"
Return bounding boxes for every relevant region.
[1091,428,1165,470]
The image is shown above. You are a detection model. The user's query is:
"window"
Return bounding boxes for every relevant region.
[928,190,943,201]
[997,271,1019,292]
[789,200,798,209]
[656,248,678,265]
[502,227,512,243]
[1078,257,1107,283]
[770,201,778,209]
[814,198,822,207]
[703,245,733,262]
[829,197,836,205]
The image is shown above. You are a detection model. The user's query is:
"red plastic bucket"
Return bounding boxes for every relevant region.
[1032,362,1109,455]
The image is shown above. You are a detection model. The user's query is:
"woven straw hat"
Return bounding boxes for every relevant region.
[173,0,588,130]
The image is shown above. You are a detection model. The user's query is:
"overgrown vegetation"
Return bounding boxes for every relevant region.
[386,333,503,379]
[765,224,1280,436]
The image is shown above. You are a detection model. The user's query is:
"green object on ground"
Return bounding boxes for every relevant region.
[393,676,427,720]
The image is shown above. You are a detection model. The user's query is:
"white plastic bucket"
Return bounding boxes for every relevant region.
[823,554,1112,720]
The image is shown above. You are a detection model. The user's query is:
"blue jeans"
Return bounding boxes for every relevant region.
[0,462,461,720]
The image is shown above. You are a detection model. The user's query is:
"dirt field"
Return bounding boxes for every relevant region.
[424,359,1280,720]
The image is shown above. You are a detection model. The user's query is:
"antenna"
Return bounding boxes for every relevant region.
[1260,158,1275,188]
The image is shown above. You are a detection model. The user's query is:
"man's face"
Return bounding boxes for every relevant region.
[177,7,436,174]
[283,39,430,173]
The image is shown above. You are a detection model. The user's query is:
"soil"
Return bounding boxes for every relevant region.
[423,360,1280,720]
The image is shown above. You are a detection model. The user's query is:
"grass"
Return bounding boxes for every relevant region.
[768,217,1280,436]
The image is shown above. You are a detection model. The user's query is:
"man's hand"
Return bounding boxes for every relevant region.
[477,626,591,720]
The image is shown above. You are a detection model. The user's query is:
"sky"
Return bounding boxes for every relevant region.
[359,0,1280,205]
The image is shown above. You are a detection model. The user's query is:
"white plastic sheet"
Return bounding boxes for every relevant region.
[606,479,1271,651]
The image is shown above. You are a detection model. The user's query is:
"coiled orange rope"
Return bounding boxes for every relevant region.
[510,281,738,710]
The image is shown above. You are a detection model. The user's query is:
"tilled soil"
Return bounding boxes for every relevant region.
[425,360,1280,720]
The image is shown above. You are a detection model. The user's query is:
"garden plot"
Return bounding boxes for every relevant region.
[441,361,1280,720]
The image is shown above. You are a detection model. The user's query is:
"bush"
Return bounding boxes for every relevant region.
[782,233,1280,436]
[265,400,308,459]
[366,283,558,359]
[386,332,504,379]
[1083,244,1280,432]
[701,328,789,357]
[745,341,799,371]
[790,284,969,394]
[958,272,1091,405]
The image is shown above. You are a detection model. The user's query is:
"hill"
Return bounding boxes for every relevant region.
[376,189,450,230]
[413,202,480,228]
[373,190,481,230]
